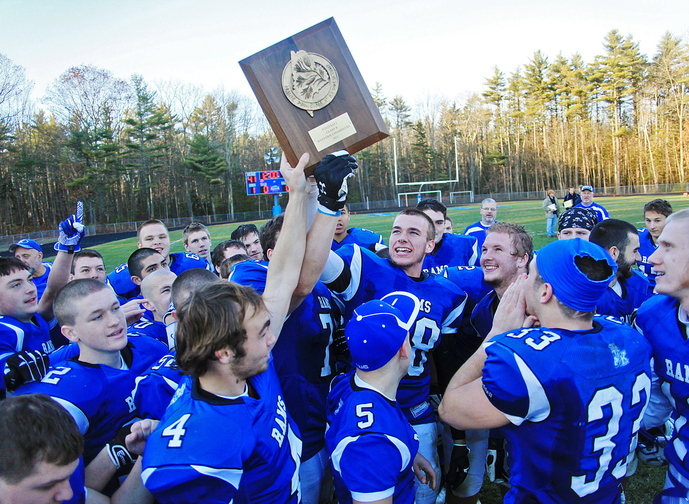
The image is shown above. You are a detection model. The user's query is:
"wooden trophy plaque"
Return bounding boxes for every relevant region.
[239,17,389,174]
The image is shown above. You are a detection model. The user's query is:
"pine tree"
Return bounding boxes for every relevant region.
[121,75,176,218]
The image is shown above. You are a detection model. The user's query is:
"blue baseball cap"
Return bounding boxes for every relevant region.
[535,238,616,312]
[9,239,42,254]
[346,292,420,371]
[581,184,594,192]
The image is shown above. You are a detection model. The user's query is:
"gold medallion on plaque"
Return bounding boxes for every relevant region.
[282,50,339,117]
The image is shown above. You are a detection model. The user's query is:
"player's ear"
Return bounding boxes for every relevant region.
[266,248,274,261]
[608,246,619,261]
[61,324,79,343]
[517,253,529,270]
[131,275,142,286]
[425,239,435,254]
[214,347,234,364]
[399,337,412,360]
[539,282,554,305]
[141,299,155,313]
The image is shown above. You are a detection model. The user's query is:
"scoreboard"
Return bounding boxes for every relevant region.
[245,170,288,195]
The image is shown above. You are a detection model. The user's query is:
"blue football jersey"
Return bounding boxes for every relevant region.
[443,266,492,310]
[482,316,652,504]
[636,228,658,292]
[422,233,478,274]
[326,372,419,504]
[471,291,499,340]
[128,316,168,347]
[635,295,689,481]
[332,227,385,252]
[328,245,466,424]
[133,351,186,420]
[0,314,54,396]
[16,336,167,462]
[141,361,302,504]
[574,202,610,222]
[595,271,651,323]
[32,262,53,301]
[107,252,210,300]
[230,260,343,460]
[107,262,140,300]
[463,221,492,252]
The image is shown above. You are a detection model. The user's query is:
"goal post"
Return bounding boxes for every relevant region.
[450,191,475,204]
[397,190,442,207]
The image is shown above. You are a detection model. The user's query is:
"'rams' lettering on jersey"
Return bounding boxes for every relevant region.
[272,395,288,447]
[665,359,689,384]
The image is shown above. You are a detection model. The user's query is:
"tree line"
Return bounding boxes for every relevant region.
[0,29,687,234]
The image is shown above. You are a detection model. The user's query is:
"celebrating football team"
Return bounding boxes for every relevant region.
[1,150,688,504]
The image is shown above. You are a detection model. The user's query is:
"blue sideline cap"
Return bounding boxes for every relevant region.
[535,238,616,312]
[9,239,42,254]
[581,184,594,192]
[346,291,420,371]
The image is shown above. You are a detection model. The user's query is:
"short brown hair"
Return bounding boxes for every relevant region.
[486,222,533,259]
[176,282,265,376]
[137,219,168,241]
[70,249,104,275]
[259,214,284,256]
[0,257,29,278]
[182,222,210,246]
[0,394,83,483]
[54,279,109,326]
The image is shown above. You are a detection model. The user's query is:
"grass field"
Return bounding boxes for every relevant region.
[94,193,683,502]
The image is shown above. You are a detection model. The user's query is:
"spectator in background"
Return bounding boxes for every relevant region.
[542,189,559,237]
[463,198,498,252]
[10,239,52,302]
[575,185,609,222]
[557,207,598,241]
[563,187,581,210]
[638,198,673,292]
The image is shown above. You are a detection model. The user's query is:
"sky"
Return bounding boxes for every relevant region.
[1,0,688,111]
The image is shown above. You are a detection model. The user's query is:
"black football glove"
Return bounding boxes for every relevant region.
[4,350,50,391]
[314,152,357,215]
[446,443,470,491]
[106,423,139,477]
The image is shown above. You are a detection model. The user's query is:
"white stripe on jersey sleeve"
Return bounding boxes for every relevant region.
[342,246,363,302]
[441,298,466,335]
[383,434,412,468]
[51,397,90,435]
[321,250,346,285]
[190,465,243,488]
[0,321,25,352]
[503,353,550,426]
[351,488,395,502]
[331,435,358,475]
[468,239,478,266]
[331,433,411,474]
